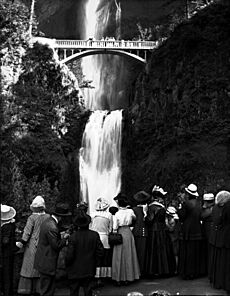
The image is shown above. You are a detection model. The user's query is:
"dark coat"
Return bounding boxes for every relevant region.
[201,207,213,240]
[34,216,67,276]
[222,201,230,248]
[65,228,104,279]
[1,222,16,258]
[208,204,223,247]
[178,199,204,240]
[132,206,148,237]
[1,222,16,296]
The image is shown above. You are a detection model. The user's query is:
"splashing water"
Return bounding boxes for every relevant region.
[79,110,122,213]
[79,0,123,212]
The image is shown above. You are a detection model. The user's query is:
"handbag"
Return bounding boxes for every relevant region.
[108,232,123,246]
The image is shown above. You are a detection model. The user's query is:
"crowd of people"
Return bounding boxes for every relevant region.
[1,183,230,296]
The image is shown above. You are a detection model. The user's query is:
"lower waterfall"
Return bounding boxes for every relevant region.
[79,110,122,213]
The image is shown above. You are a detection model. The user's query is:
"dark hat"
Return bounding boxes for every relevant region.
[114,192,128,201]
[74,213,91,228]
[53,203,72,216]
[109,206,119,215]
[76,201,88,210]
[133,191,150,203]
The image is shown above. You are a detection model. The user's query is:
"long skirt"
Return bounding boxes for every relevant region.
[178,239,206,279]
[96,248,112,278]
[112,226,140,282]
[134,236,147,276]
[209,244,229,291]
[145,230,176,277]
[221,247,230,292]
[17,276,40,295]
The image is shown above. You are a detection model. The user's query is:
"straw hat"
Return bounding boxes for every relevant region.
[95,198,110,211]
[215,191,230,206]
[203,193,214,201]
[1,204,16,221]
[166,206,179,219]
[152,185,167,196]
[185,184,199,197]
[30,195,46,211]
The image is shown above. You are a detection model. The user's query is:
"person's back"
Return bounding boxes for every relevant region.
[66,228,104,279]
[65,213,104,296]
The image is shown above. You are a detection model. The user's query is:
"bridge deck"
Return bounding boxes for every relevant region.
[54,39,158,50]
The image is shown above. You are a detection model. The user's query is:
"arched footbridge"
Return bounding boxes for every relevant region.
[31,38,161,64]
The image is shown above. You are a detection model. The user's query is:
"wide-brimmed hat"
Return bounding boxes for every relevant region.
[133,191,150,203]
[185,184,199,197]
[95,198,110,211]
[74,213,91,228]
[30,195,46,211]
[53,203,72,216]
[114,192,128,201]
[76,201,88,210]
[215,190,230,206]
[166,206,179,219]
[152,185,167,197]
[203,193,214,201]
[1,204,16,221]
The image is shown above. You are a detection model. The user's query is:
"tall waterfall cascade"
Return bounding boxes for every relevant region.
[79,0,123,212]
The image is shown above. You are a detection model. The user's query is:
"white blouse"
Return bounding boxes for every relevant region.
[90,210,113,249]
[113,207,136,231]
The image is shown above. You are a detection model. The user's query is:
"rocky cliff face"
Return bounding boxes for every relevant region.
[32,0,184,39]
[29,0,230,199]
[123,1,230,198]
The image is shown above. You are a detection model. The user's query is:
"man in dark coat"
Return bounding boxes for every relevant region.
[34,203,71,296]
[65,212,104,296]
[177,184,206,279]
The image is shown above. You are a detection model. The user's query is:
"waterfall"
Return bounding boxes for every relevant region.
[79,110,122,213]
[79,0,123,213]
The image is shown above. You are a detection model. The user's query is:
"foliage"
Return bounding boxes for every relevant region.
[125,1,230,197]
[0,1,89,212]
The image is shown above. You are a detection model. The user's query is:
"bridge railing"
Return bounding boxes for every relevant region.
[54,39,158,50]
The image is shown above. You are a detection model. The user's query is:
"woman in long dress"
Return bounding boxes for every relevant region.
[112,193,140,285]
[17,196,49,295]
[220,196,230,294]
[132,191,150,277]
[208,190,230,290]
[145,186,175,277]
[90,198,113,286]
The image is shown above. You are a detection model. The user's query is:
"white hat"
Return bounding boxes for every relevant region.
[152,185,167,196]
[166,206,179,219]
[203,193,214,201]
[30,196,46,211]
[1,204,16,221]
[185,184,199,197]
[95,198,110,211]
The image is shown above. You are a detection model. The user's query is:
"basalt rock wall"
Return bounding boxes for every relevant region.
[30,0,184,39]
[122,1,230,198]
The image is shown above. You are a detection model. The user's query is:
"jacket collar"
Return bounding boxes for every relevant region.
[149,201,165,208]
[51,215,58,224]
